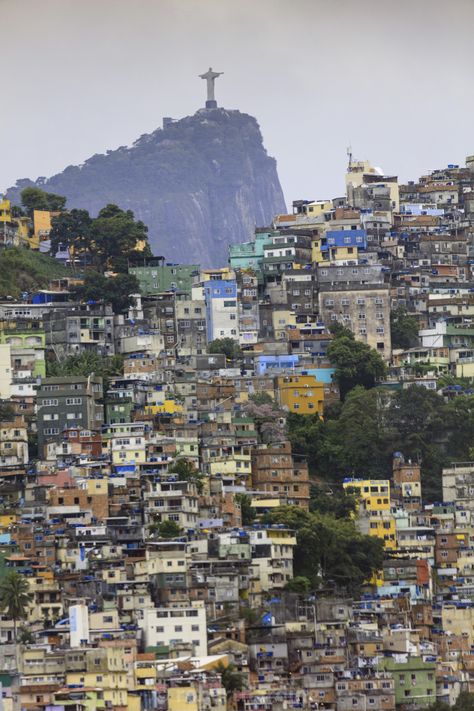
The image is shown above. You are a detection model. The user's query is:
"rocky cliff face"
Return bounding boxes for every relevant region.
[7,109,286,266]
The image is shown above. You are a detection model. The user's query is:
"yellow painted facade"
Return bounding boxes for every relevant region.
[111,447,146,466]
[0,198,12,222]
[86,478,108,495]
[0,199,32,247]
[200,267,235,282]
[277,374,324,416]
[168,686,199,711]
[66,672,128,708]
[272,309,296,340]
[0,513,17,529]
[145,399,184,415]
[33,209,59,241]
[343,479,397,551]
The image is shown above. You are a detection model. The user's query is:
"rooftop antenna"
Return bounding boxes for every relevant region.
[346,144,353,170]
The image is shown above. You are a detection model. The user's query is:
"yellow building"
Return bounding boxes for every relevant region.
[200,266,235,282]
[145,398,184,416]
[65,672,128,709]
[33,209,60,244]
[168,686,198,711]
[0,198,12,223]
[305,200,332,216]
[0,199,31,247]
[343,478,396,550]
[276,373,324,416]
[206,444,252,484]
[0,513,17,530]
[272,309,296,340]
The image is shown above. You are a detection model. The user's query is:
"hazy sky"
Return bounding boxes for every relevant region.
[3,0,474,207]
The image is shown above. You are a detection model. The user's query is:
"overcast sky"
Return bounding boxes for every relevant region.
[2,0,474,207]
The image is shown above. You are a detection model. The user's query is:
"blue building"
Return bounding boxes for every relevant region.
[322,229,367,253]
[255,354,299,375]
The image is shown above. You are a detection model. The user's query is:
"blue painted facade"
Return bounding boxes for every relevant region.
[255,354,299,375]
[305,367,335,383]
[322,229,367,251]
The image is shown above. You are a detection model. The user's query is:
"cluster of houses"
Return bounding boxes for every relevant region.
[2,154,474,709]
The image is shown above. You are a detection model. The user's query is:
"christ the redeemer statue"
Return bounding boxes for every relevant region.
[199,67,223,109]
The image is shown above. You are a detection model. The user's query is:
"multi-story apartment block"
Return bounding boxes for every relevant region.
[36,375,103,459]
[251,441,310,508]
[140,601,207,656]
[129,259,199,296]
[204,279,239,342]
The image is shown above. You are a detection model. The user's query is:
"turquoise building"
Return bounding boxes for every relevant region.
[229,229,273,272]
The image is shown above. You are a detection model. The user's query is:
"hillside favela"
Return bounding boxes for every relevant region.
[5,77,474,711]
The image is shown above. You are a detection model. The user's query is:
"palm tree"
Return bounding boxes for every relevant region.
[0,571,32,641]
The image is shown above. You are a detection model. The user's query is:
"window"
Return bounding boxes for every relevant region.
[66,397,82,405]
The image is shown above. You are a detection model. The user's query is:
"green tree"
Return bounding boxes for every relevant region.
[20,187,66,216]
[285,576,311,594]
[0,570,32,640]
[235,493,256,526]
[16,625,35,645]
[324,386,391,479]
[169,458,205,494]
[46,352,123,380]
[208,337,241,360]
[215,662,245,697]
[72,271,140,313]
[264,505,384,593]
[287,412,329,476]
[454,693,474,711]
[390,306,419,350]
[90,204,150,272]
[309,485,358,518]
[150,519,182,539]
[49,208,93,260]
[0,401,16,422]
[288,388,391,482]
[327,328,386,399]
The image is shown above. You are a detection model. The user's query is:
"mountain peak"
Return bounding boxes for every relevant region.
[7,109,286,266]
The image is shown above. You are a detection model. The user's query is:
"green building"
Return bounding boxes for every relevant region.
[105,394,135,425]
[129,260,199,296]
[0,321,46,377]
[381,656,436,707]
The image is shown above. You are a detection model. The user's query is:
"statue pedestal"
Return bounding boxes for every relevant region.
[205,100,217,109]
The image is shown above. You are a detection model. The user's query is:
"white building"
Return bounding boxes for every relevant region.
[140,601,207,655]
